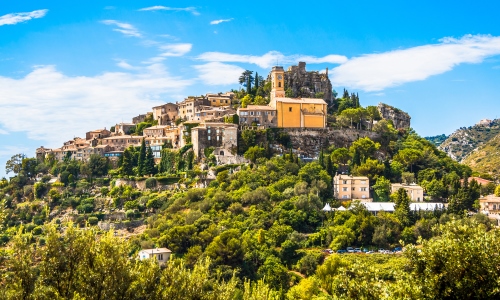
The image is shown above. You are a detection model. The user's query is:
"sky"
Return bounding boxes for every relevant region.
[1,0,500,178]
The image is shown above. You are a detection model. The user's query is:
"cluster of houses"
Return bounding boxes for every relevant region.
[36,64,328,164]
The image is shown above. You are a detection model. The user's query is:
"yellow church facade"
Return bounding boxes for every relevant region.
[268,66,327,128]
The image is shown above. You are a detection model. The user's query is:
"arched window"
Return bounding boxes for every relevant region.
[278,82,281,88]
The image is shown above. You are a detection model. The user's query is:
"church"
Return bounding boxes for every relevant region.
[268,65,328,128]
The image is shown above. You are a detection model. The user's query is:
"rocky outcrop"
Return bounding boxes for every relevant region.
[278,62,333,104]
[377,103,411,129]
[275,128,380,157]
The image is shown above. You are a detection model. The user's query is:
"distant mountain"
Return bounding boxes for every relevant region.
[462,133,500,178]
[425,134,448,147]
[438,119,500,162]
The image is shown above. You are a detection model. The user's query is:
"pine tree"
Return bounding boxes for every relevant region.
[143,146,156,176]
[138,139,146,176]
[342,88,349,99]
[255,72,259,90]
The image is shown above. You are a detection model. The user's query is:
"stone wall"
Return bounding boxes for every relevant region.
[377,103,411,129]
[281,128,381,157]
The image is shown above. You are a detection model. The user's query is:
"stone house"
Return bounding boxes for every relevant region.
[194,106,236,122]
[85,129,111,140]
[152,103,178,125]
[191,123,238,159]
[206,92,234,107]
[238,105,277,128]
[101,135,143,151]
[479,194,500,212]
[177,96,210,121]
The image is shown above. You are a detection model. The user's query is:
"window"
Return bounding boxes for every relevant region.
[208,136,211,141]
[278,82,281,87]
[343,180,347,184]
[289,107,292,112]
[342,195,348,199]
[342,187,348,192]
[158,254,163,260]
[360,187,367,191]
[216,136,219,141]
[361,180,366,184]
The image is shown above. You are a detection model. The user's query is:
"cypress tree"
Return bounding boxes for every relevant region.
[319,149,324,168]
[144,146,156,176]
[138,139,146,176]
[255,72,259,90]
[121,148,134,176]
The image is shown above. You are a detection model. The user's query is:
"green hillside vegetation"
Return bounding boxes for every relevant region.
[463,133,500,179]
[425,134,448,147]
[439,119,500,161]
[2,122,495,298]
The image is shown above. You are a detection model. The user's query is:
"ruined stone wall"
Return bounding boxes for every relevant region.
[272,62,333,104]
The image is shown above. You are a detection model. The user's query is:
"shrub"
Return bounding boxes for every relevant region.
[126,210,135,220]
[88,216,99,226]
[32,226,43,235]
[145,178,157,189]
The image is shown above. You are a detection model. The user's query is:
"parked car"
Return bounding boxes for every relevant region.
[354,248,362,253]
[378,248,385,253]
[337,249,347,254]
[394,247,402,252]
[322,249,334,254]
[346,247,354,253]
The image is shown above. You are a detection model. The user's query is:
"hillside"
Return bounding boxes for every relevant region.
[438,119,500,161]
[425,134,448,147]
[462,132,500,178]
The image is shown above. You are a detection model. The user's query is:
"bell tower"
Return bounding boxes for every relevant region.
[270,66,285,106]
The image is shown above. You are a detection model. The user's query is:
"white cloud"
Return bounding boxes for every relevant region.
[330,34,500,91]
[159,43,192,57]
[102,20,141,37]
[0,65,193,146]
[138,6,200,16]
[194,62,245,85]
[196,51,347,68]
[0,9,48,26]
[210,18,233,25]
[0,129,8,134]
[116,60,138,70]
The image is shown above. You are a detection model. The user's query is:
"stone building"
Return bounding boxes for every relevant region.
[206,92,234,107]
[85,129,111,140]
[152,103,178,125]
[177,96,210,121]
[238,105,277,128]
[273,62,333,105]
[194,106,236,122]
[114,123,136,135]
[101,135,143,152]
[191,123,238,159]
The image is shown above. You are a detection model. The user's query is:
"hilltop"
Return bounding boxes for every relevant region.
[438,119,500,162]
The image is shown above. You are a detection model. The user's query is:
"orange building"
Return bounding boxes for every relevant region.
[268,66,327,128]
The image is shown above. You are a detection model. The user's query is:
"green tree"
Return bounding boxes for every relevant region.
[392,188,411,227]
[6,153,24,175]
[373,176,391,201]
[137,139,147,176]
[349,137,380,164]
[143,146,156,175]
[21,158,38,179]
[121,147,135,176]
[244,146,266,164]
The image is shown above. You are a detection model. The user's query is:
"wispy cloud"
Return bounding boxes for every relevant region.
[102,20,141,37]
[194,62,245,85]
[210,18,233,25]
[138,6,200,16]
[0,129,8,134]
[0,9,48,26]
[330,34,500,91]
[197,51,347,68]
[142,43,193,64]
[0,65,193,145]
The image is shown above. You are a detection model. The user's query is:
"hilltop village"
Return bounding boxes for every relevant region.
[36,63,408,168]
[3,62,500,299]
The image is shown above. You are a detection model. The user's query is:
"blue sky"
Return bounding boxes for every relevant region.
[1,0,500,178]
